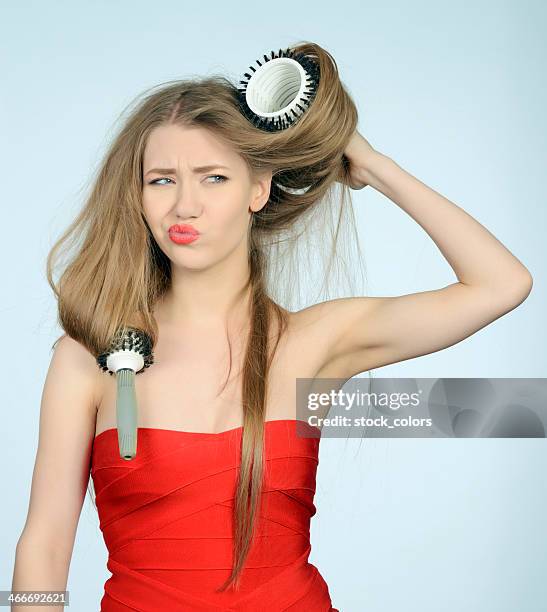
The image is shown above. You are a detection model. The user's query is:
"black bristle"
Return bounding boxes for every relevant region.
[96,326,154,375]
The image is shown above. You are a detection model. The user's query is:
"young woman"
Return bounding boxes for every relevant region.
[12,42,532,611]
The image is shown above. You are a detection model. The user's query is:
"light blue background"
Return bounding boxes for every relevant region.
[2,1,546,611]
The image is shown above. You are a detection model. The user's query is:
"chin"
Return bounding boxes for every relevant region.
[169,251,217,272]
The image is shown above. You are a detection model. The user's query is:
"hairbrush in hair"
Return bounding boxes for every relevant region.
[96,326,154,461]
[236,47,320,132]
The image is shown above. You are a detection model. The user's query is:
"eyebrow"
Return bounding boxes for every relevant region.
[144,164,230,176]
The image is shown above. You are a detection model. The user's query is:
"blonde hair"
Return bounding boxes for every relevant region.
[47,40,367,591]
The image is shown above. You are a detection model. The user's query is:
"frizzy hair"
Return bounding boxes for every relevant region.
[46,40,368,591]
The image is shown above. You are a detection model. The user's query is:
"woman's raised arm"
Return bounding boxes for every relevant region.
[296,134,532,379]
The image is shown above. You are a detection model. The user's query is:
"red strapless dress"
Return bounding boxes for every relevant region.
[90,418,339,611]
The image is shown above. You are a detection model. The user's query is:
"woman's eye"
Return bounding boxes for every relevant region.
[148,177,173,185]
[206,175,228,184]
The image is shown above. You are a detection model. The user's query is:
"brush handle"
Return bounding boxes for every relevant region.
[116,368,138,460]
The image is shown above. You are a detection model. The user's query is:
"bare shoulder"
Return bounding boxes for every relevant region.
[53,334,103,410]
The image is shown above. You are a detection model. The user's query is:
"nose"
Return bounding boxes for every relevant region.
[172,179,201,218]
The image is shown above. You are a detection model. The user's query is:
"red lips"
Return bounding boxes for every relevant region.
[168,224,200,245]
[168,224,199,235]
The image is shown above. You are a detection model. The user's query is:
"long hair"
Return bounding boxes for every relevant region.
[46,40,366,591]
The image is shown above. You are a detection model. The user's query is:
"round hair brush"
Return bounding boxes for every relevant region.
[236,47,320,132]
[96,326,154,461]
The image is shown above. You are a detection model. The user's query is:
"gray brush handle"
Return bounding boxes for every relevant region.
[116,368,138,460]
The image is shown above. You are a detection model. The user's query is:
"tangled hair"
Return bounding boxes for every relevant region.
[46,40,368,591]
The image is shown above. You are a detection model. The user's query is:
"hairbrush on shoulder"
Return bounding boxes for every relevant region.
[236,47,320,132]
[96,326,154,461]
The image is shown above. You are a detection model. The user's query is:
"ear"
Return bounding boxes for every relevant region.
[250,169,273,213]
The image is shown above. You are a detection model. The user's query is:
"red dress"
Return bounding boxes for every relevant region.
[90,418,339,611]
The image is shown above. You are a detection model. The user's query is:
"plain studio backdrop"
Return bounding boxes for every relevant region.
[1,1,545,611]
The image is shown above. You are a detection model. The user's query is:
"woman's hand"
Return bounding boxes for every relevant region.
[338,129,378,190]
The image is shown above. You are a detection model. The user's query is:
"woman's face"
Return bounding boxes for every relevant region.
[142,123,271,271]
